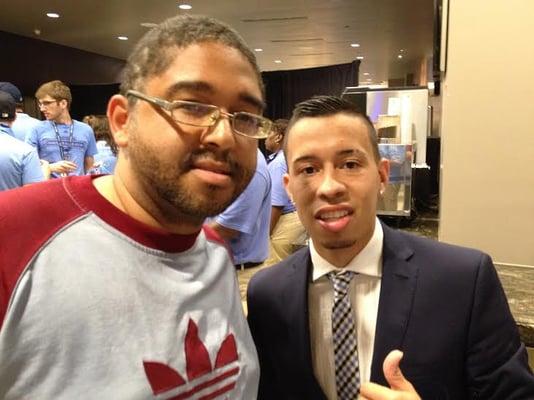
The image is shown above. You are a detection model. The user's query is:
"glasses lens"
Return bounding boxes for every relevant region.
[233,113,270,138]
[171,102,218,127]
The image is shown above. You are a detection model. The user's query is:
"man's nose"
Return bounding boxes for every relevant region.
[201,114,236,151]
[317,170,346,199]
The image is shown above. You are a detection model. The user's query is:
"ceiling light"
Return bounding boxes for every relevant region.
[400,49,405,52]
[46,12,60,18]
[350,43,360,48]
[178,4,192,10]
[117,36,128,41]
[274,60,282,64]
[356,56,364,60]
[254,48,263,52]
[363,72,370,76]
[398,54,403,59]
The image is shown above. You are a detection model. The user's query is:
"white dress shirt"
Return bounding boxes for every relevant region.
[308,218,383,399]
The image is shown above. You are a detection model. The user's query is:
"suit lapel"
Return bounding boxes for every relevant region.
[282,249,327,399]
[371,223,419,385]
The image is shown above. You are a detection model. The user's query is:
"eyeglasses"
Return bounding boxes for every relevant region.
[126,90,272,139]
[37,100,58,108]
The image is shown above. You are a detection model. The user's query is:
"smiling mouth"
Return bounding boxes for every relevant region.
[317,210,351,220]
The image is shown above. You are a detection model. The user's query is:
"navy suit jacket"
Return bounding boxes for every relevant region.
[247,223,534,399]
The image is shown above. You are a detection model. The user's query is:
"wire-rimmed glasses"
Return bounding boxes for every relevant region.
[126,90,272,139]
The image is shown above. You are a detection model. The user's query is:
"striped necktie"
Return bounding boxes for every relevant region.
[328,270,360,399]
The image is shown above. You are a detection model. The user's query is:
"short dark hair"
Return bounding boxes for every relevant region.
[120,15,264,98]
[284,95,380,162]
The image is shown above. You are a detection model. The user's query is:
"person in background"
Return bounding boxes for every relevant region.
[0,82,41,142]
[27,80,97,177]
[209,148,272,270]
[0,14,271,399]
[264,118,307,266]
[247,96,534,399]
[83,114,118,174]
[0,91,45,191]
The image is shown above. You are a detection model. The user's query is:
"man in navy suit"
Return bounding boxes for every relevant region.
[247,96,534,399]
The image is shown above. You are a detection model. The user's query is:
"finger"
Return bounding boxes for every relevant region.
[359,382,395,399]
[383,350,416,392]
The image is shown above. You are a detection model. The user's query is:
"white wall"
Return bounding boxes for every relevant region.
[439,1,534,267]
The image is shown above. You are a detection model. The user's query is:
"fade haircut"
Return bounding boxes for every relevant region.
[285,95,380,162]
[120,15,264,98]
[35,80,72,108]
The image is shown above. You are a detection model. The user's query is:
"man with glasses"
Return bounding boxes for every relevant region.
[27,80,97,177]
[0,15,270,398]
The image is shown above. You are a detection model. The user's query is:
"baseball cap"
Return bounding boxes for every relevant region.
[0,91,16,120]
[0,82,23,103]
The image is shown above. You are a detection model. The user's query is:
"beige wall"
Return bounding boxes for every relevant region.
[439,1,534,266]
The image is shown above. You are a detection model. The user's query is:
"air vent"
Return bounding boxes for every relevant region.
[242,16,308,23]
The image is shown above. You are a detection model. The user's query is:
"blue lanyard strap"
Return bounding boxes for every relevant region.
[51,121,74,160]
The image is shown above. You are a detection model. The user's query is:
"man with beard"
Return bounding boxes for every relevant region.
[0,15,271,399]
[247,96,534,399]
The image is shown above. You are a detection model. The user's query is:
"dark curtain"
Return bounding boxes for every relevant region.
[70,84,120,120]
[261,60,360,120]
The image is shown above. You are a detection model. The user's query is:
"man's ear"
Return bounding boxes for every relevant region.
[107,94,130,149]
[283,173,293,202]
[378,158,390,194]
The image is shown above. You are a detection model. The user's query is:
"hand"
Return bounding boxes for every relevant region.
[39,159,51,180]
[358,350,420,400]
[50,160,77,174]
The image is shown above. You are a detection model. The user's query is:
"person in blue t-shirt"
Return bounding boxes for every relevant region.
[209,148,272,269]
[83,115,118,175]
[0,91,45,191]
[264,119,307,266]
[27,80,97,178]
[0,82,41,142]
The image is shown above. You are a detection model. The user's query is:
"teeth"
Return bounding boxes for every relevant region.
[320,210,349,220]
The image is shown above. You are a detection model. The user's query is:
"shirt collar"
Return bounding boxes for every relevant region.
[310,217,383,281]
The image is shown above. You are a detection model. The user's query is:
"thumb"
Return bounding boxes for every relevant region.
[382,350,415,392]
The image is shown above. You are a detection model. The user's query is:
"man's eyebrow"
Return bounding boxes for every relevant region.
[239,93,266,112]
[336,148,366,158]
[292,148,367,165]
[164,81,214,99]
[163,80,265,111]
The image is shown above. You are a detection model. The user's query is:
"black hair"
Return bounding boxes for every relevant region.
[120,15,263,98]
[285,95,380,162]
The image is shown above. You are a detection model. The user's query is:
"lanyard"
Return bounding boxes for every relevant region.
[51,121,74,160]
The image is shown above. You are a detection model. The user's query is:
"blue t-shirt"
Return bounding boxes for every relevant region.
[0,131,44,191]
[89,141,117,175]
[268,150,295,213]
[12,113,41,142]
[27,120,98,177]
[215,149,272,264]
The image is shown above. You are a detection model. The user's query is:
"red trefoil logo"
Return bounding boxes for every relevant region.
[143,318,239,399]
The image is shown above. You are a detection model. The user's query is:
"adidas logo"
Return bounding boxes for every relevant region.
[143,318,239,399]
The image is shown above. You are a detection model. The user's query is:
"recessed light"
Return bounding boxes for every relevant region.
[46,12,60,18]
[397,54,403,59]
[274,60,282,64]
[254,48,263,52]
[363,72,370,76]
[117,36,128,41]
[400,49,405,52]
[356,56,364,60]
[178,4,192,10]
[350,43,360,48]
